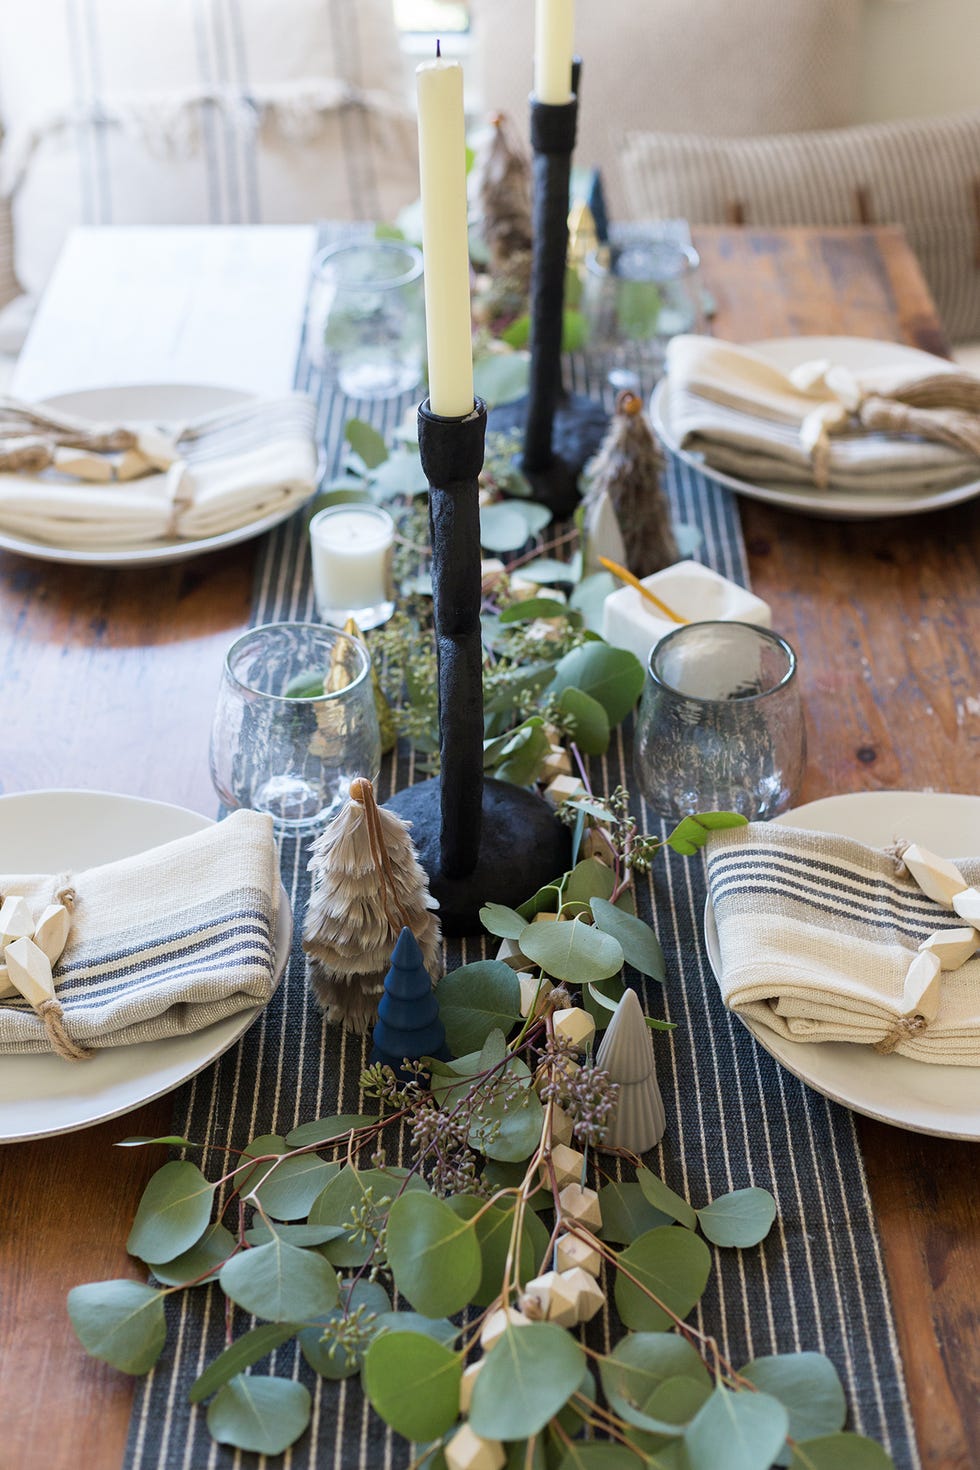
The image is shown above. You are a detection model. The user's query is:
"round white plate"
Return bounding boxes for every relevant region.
[0,790,291,1143]
[0,383,308,568]
[704,790,980,1140]
[651,336,980,520]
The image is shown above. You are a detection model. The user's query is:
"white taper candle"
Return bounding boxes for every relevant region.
[534,0,575,105]
[416,48,475,419]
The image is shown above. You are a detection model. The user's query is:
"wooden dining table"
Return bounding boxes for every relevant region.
[0,224,977,1470]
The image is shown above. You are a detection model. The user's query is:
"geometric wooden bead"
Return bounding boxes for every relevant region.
[0,896,34,950]
[547,1143,586,1191]
[951,887,980,927]
[445,1424,506,1470]
[561,1265,606,1323]
[553,1006,596,1052]
[555,1232,601,1276]
[902,844,968,908]
[544,774,587,809]
[919,927,978,970]
[523,1270,579,1327]
[459,1361,483,1415]
[0,963,16,1000]
[480,1305,532,1352]
[519,973,554,1019]
[558,1183,602,1231]
[32,903,71,967]
[900,949,943,1022]
[4,936,55,1007]
[551,1104,575,1146]
[541,744,573,781]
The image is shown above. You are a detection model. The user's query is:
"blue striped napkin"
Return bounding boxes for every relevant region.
[0,809,280,1054]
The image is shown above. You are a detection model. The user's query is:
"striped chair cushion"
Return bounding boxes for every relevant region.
[0,0,418,300]
[620,111,980,343]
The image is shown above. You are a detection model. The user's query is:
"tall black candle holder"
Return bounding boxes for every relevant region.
[488,75,608,519]
[385,397,570,936]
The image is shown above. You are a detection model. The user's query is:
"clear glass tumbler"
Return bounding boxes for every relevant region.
[634,622,806,822]
[210,622,382,830]
[583,231,702,388]
[307,239,426,399]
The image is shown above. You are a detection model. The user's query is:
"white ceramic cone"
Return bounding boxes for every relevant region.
[595,987,666,1153]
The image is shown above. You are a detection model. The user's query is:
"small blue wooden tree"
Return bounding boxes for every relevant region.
[370,927,449,1080]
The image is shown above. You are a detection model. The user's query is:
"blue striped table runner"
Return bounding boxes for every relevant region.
[124,357,918,1470]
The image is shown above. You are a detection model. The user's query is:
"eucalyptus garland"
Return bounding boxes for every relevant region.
[68,797,893,1469]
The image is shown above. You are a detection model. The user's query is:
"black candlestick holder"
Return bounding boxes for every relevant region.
[385,397,570,935]
[488,78,608,519]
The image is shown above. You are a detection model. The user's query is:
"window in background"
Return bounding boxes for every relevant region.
[394,1,469,34]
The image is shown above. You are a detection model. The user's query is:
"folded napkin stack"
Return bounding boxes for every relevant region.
[706,823,980,1065]
[0,394,318,547]
[0,809,280,1057]
[665,335,980,495]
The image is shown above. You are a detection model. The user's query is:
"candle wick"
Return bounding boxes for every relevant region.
[436,37,441,58]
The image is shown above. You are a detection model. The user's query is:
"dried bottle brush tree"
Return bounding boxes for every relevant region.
[585,390,679,577]
[472,112,533,320]
[304,778,442,1033]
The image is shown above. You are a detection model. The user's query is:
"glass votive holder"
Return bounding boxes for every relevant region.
[306,239,425,399]
[210,622,382,831]
[583,231,702,387]
[309,503,396,630]
[634,622,806,823]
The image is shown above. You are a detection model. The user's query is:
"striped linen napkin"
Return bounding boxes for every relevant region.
[706,823,980,1064]
[0,394,318,547]
[0,810,281,1055]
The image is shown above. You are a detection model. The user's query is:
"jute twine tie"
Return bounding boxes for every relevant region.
[874,1014,928,1055]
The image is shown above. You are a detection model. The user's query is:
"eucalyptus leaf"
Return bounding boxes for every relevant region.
[549,643,645,725]
[788,1434,896,1469]
[636,1169,698,1231]
[386,1192,482,1317]
[473,351,531,408]
[369,450,429,498]
[67,1280,167,1375]
[468,1066,544,1163]
[590,898,666,981]
[519,916,624,984]
[646,1375,713,1427]
[495,724,552,787]
[373,1311,460,1344]
[484,661,556,716]
[558,686,610,755]
[309,1167,422,1267]
[115,1135,199,1149]
[599,1332,710,1433]
[500,597,574,624]
[362,1331,462,1442]
[740,1353,846,1447]
[235,1135,287,1196]
[126,1160,216,1264]
[245,1223,347,1248]
[614,1227,712,1332]
[511,500,553,536]
[585,975,626,1029]
[253,1155,339,1220]
[516,878,565,921]
[189,1323,297,1403]
[445,1198,549,1307]
[501,314,530,348]
[563,857,616,906]
[480,902,527,940]
[696,1188,776,1248]
[559,1447,640,1469]
[147,1221,236,1287]
[436,961,521,1054]
[569,572,619,633]
[218,1238,340,1322]
[345,418,389,469]
[597,1182,673,1245]
[685,1385,788,1470]
[470,1321,585,1440]
[666,811,748,856]
[284,1114,376,1149]
[481,502,533,554]
[518,557,575,584]
[207,1374,311,1456]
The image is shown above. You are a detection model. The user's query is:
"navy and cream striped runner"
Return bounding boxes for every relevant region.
[124,357,919,1468]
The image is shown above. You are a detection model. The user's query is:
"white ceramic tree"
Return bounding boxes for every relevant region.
[595,986,666,1153]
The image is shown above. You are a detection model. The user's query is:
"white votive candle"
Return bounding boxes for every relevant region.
[601,561,772,668]
[309,505,396,630]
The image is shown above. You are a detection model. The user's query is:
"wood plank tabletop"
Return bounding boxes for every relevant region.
[0,225,977,1470]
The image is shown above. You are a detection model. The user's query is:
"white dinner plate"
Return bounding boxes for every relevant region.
[0,382,309,568]
[651,336,980,520]
[704,790,980,1140]
[0,790,291,1143]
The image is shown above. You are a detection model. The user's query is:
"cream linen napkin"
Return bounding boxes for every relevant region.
[0,809,280,1055]
[665,335,980,494]
[706,823,980,1065]
[0,395,317,547]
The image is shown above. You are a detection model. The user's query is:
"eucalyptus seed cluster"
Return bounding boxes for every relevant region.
[539,1036,620,1148]
[317,1301,381,1370]
[410,1105,484,1198]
